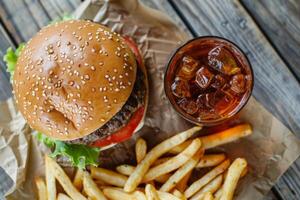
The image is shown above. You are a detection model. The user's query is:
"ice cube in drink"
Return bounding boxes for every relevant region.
[177,56,199,80]
[195,67,214,89]
[178,98,199,115]
[171,77,191,98]
[208,46,240,75]
[230,74,246,94]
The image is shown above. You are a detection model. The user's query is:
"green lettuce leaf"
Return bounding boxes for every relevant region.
[3,43,25,79]
[36,132,101,169]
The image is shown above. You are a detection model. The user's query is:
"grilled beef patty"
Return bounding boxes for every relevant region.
[68,66,146,145]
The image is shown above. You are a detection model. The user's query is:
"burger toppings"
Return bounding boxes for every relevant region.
[5,19,148,169]
[36,132,100,169]
[68,66,146,146]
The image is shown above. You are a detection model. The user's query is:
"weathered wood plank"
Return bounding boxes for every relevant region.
[169,0,300,199]
[241,0,300,81]
[0,25,14,100]
[0,0,81,42]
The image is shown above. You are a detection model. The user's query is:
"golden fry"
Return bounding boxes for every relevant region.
[160,149,204,192]
[152,157,172,166]
[170,124,252,154]
[73,168,84,191]
[176,170,192,193]
[154,173,171,183]
[172,189,187,200]
[220,158,247,200]
[143,138,201,182]
[35,177,47,200]
[157,191,181,200]
[83,171,107,200]
[45,156,87,200]
[124,126,201,192]
[103,187,133,200]
[116,165,135,176]
[45,156,56,200]
[136,138,147,163]
[190,174,223,200]
[185,159,230,198]
[91,167,127,187]
[57,193,72,200]
[201,124,252,149]
[203,192,214,200]
[145,184,160,200]
[196,154,226,168]
[134,191,147,200]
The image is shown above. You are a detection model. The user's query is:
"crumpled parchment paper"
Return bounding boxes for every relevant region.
[1,0,300,199]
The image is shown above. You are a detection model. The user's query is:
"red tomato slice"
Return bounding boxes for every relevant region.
[92,106,145,147]
[123,36,143,67]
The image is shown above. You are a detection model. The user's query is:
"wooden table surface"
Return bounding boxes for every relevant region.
[0,0,300,199]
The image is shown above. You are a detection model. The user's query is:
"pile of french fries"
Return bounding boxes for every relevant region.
[35,124,252,200]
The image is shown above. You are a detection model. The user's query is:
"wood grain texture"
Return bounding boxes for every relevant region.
[242,0,300,81]
[169,0,300,199]
[0,0,81,42]
[0,25,14,100]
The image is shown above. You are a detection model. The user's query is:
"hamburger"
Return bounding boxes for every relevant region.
[10,20,148,168]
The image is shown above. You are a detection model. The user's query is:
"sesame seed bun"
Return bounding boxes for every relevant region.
[13,20,137,141]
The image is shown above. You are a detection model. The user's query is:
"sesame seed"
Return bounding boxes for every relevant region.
[68,81,74,86]
[91,66,95,71]
[84,74,90,80]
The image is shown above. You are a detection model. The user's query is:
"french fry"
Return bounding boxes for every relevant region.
[145,184,160,200]
[136,138,147,163]
[196,154,226,168]
[214,188,222,200]
[152,157,172,166]
[172,189,186,200]
[103,187,133,200]
[201,124,252,149]
[57,193,72,200]
[83,171,107,200]
[94,179,108,187]
[185,159,230,198]
[143,138,201,182]
[170,124,252,154]
[157,191,181,200]
[220,158,247,200]
[124,126,201,192]
[203,192,214,200]
[160,149,204,192]
[91,167,127,187]
[35,177,47,200]
[116,164,135,176]
[45,156,56,200]
[169,141,190,154]
[154,173,171,183]
[116,164,171,183]
[73,168,84,191]
[45,156,87,200]
[241,166,248,177]
[134,191,147,200]
[190,174,223,200]
[176,170,192,193]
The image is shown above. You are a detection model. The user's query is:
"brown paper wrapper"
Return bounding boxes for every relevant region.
[2,0,300,199]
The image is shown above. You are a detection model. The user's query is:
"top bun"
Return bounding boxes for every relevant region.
[13,20,137,141]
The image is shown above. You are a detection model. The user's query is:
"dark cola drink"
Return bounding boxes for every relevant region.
[165,37,253,125]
